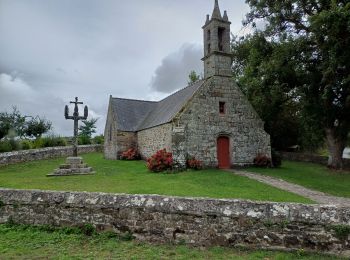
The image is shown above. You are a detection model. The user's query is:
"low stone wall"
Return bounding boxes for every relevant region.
[0,145,102,166]
[0,189,349,256]
[282,152,350,170]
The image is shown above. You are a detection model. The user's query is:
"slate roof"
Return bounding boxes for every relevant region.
[111,80,204,132]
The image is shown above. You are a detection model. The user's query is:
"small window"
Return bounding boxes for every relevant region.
[218,27,225,51]
[208,43,211,54]
[219,102,225,114]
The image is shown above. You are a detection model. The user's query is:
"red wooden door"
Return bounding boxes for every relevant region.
[217,136,230,169]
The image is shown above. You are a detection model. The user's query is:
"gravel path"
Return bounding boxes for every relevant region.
[227,170,350,207]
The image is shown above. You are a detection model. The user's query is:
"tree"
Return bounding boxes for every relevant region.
[24,116,52,139]
[79,118,98,139]
[232,33,307,150]
[0,107,52,140]
[188,70,201,85]
[0,107,26,139]
[243,0,350,169]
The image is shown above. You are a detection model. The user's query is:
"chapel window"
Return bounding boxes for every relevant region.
[109,124,112,141]
[218,27,225,51]
[219,102,226,114]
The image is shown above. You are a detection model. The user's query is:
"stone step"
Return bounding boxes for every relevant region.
[58,164,88,169]
[48,167,94,176]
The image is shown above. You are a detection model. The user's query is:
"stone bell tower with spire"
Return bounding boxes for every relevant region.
[202,0,232,78]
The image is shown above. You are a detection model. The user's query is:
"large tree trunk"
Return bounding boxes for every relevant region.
[325,128,345,170]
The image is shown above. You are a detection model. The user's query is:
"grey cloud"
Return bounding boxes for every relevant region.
[0,0,249,135]
[150,43,203,93]
[0,73,104,136]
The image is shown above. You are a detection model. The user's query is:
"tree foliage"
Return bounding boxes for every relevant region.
[0,107,51,140]
[238,0,350,169]
[232,34,306,150]
[0,107,25,139]
[78,118,98,139]
[188,70,201,85]
[24,117,52,139]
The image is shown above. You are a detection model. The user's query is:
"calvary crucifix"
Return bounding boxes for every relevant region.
[65,97,88,157]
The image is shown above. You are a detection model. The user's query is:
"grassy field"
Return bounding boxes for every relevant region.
[247,161,350,198]
[0,224,343,260]
[0,153,311,203]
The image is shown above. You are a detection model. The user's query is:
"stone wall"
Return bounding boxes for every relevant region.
[116,131,137,157]
[0,145,102,166]
[0,189,349,256]
[137,124,172,159]
[175,76,271,167]
[282,152,350,170]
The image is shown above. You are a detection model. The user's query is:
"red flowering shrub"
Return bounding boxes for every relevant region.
[187,157,203,170]
[253,154,272,167]
[120,148,140,160]
[147,149,173,172]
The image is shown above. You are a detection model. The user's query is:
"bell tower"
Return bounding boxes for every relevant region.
[202,0,232,79]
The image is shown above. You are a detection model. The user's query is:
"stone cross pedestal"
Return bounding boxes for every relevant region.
[47,97,94,177]
[47,157,94,176]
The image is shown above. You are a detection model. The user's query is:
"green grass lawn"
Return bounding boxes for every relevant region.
[0,224,343,260]
[247,161,350,198]
[0,153,311,203]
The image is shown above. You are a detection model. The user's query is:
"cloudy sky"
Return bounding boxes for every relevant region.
[0,0,250,136]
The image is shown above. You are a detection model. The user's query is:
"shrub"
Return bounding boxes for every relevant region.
[187,157,203,170]
[271,149,282,167]
[147,149,173,172]
[33,136,67,148]
[32,138,44,148]
[9,138,20,151]
[0,139,13,152]
[78,135,91,145]
[120,148,140,160]
[20,140,33,150]
[332,225,350,240]
[92,135,104,144]
[81,223,96,236]
[253,154,272,167]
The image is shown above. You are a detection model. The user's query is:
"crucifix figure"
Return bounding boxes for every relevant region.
[65,97,88,157]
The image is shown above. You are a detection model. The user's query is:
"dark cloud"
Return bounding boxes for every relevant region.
[150,43,202,93]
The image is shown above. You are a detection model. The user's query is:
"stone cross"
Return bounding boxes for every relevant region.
[65,97,88,157]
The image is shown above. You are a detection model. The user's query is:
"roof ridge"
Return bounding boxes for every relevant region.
[159,79,205,103]
[112,97,157,103]
[137,80,205,130]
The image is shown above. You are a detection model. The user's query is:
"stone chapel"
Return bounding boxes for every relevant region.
[104,0,271,168]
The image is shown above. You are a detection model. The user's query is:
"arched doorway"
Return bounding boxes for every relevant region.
[217,136,230,169]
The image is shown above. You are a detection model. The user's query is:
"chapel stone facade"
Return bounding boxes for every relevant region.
[104,0,271,168]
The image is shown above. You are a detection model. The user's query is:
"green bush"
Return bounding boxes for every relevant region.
[0,139,13,152]
[78,135,91,145]
[33,136,67,148]
[92,135,104,144]
[32,138,44,149]
[81,223,96,236]
[52,136,67,147]
[20,140,33,150]
[9,139,20,151]
[0,138,22,152]
[332,225,350,240]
